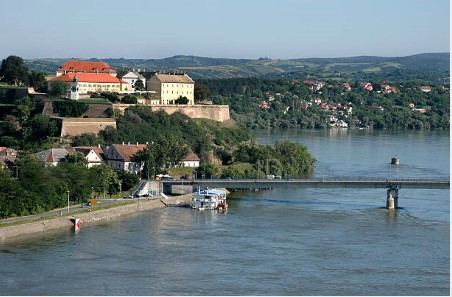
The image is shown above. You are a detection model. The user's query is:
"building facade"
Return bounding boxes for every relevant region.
[122,71,146,91]
[146,72,195,105]
[104,143,146,174]
[49,73,131,98]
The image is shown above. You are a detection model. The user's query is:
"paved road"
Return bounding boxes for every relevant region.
[0,198,143,225]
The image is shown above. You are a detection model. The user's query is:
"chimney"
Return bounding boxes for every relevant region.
[98,144,101,148]
[136,142,139,145]
[128,142,130,146]
[122,142,124,146]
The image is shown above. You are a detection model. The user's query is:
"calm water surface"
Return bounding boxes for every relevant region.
[0,129,449,296]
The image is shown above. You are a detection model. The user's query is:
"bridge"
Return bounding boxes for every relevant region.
[162,177,450,209]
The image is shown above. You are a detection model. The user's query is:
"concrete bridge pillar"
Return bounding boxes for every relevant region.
[386,188,399,209]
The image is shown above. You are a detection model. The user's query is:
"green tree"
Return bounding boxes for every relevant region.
[121,94,138,104]
[71,133,102,147]
[134,79,145,91]
[175,96,189,104]
[194,83,210,102]
[0,55,29,86]
[49,80,69,97]
[28,71,48,92]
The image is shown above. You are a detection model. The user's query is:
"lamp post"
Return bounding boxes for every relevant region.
[67,190,70,213]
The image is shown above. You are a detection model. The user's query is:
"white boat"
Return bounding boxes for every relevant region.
[191,188,228,210]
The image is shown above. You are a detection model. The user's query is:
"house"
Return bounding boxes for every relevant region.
[146,72,195,105]
[56,60,117,77]
[66,146,104,168]
[104,143,147,174]
[180,151,200,168]
[361,82,373,91]
[122,71,146,91]
[49,73,131,99]
[0,147,17,172]
[34,148,69,166]
[420,86,432,92]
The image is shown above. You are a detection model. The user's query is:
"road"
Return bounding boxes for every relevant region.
[0,198,144,225]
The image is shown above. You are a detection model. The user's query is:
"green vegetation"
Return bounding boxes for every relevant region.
[198,78,449,130]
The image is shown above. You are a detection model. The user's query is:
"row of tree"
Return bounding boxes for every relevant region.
[0,154,139,219]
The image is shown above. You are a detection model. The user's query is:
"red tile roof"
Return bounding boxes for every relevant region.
[112,144,147,162]
[58,60,115,74]
[50,72,127,84]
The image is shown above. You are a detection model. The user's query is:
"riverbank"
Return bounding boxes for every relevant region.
[0,194,194,243]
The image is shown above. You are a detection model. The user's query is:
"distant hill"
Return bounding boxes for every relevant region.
[25,53,449,81]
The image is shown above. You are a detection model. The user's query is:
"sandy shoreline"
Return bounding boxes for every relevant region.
[0,194,193,243]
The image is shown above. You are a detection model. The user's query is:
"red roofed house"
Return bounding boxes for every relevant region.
[56,60,117,77]
[49,72,131,99]
[104,143,147,174]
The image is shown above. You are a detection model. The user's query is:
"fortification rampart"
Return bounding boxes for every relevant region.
[113,104,230,122]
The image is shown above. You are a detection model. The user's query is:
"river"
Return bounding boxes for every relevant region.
[0,129,449,296]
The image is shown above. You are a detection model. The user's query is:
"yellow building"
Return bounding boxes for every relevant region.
[49,72,130,98]
[147,72,195,105]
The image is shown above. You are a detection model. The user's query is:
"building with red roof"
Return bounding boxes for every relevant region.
[49,72,131,96]
[56,60,117,77]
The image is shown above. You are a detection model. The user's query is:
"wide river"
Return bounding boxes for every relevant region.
[0,129,449,296]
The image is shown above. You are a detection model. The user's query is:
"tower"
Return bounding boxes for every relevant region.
[70,75,79,100]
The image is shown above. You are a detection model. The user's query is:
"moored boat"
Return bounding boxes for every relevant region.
[191,188,228,210]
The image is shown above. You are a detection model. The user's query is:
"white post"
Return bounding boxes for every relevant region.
[67,191,70,213]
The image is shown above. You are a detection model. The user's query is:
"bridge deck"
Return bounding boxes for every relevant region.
[163,178,450,190]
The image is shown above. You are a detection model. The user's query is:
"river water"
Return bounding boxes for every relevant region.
[0,129,449,296]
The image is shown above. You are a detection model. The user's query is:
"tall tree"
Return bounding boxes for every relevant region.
[0,55,29,86]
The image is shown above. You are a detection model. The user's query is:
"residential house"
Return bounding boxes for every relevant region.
[56,60,117,77]
[146,72,195,105]
[104,143,147,174]
[122,71,146,91]
[66,146,104,168]
[34,148,69,166]
[361,82,373,91]
[420,86,432,92]
[180,151,200,168]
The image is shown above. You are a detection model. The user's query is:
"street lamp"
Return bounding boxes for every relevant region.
[67,190,70,213]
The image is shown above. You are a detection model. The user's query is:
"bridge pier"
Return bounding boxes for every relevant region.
[386,188,399,209]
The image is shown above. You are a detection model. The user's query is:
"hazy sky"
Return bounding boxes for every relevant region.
[1,0,449,60]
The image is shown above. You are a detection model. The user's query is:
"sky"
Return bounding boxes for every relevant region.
[1,0,450,60]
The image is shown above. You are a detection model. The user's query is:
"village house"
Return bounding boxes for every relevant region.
[420,86,432,92]
[146,72,195,105]
[361,82,373,91]
[180,151,200,168]
[34,148,69,166]
[103,143,147,174]
[66,146,104,168]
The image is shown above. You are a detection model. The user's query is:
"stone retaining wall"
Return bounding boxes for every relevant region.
[0,195,193,243]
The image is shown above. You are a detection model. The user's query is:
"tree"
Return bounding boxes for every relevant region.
[134,79,145,91]
[28,71,48,92]
[194,83,210,102]
[71,133,102,147]
[121,94,138,104]
[49,80,69,97]
[175,96,189,104]
[0,55,29,86]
